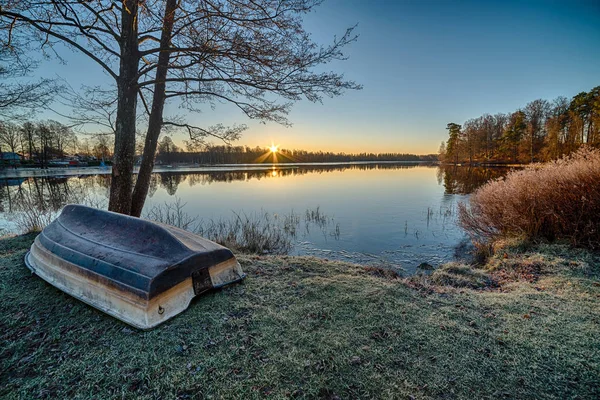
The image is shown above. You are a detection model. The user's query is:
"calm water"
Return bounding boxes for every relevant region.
[0,163,509,273]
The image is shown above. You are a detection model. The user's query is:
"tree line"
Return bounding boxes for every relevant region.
[155,137,437,164]
[440,86,600,164]
[0,120,114,165]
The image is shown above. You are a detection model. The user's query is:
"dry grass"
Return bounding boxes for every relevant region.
[459,147,600,249]
[195,211,296,255]
[427,263,495,289]
[145,199,337,255]
[145,200,295,254]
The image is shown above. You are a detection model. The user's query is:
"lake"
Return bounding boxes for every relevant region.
[0,163,510,273]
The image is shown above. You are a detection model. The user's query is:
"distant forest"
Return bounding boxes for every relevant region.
[155,139,438,164]
[440,85,600,164]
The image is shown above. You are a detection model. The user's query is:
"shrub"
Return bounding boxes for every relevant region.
[7,191,59,233]
[459,147,600,249]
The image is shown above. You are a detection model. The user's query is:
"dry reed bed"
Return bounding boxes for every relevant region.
[459,147,600,249]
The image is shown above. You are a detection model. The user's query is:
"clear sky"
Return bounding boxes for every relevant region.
[33,0,600,154]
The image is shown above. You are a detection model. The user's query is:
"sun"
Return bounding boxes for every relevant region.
[255,142,295,163]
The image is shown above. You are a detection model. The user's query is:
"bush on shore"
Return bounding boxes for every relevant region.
[459,147,600,249]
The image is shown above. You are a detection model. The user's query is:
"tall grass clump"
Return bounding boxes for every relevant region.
[144,197,198,231]
[196,211,294,255]
[145,199,339,255]
[145,200,293,254]
[459,147,600,249]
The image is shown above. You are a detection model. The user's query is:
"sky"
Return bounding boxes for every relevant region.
[30,0,600,154]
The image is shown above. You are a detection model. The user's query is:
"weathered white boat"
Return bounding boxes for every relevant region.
[24,205,246,330]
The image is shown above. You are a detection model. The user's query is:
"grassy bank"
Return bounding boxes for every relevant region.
[1,234,599,399]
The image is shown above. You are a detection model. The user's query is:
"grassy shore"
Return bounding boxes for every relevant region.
[1,234,599,399]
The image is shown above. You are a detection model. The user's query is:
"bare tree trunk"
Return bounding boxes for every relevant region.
[109,1,139,215]
[19,135,26,159]
[530,131,534,163]
[130,0,178,217]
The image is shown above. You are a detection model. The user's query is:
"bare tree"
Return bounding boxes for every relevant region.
[45,119,75,158]
[524,99,550,163]
[0,47,57,119]
[492,113,508,157]
[20,121,37,161]
[92,134,114,160]
[1,0,361,215]
[64,132,80,155]
[544,97,570,160]
[0,121,22,154]
[35,121,53,168]
[59,85,119,134]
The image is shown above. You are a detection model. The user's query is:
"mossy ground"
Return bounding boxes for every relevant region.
[1,234,599,399]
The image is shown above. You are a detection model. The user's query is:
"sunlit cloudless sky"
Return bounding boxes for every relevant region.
[36,0,600,154]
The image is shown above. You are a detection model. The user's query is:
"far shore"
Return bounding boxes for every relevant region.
[0,160,438,179]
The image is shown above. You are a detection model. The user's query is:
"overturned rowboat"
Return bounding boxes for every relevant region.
[24,204,246,330]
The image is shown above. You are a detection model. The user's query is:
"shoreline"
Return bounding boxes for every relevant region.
[0,160,437,179]
[439,162,525,167]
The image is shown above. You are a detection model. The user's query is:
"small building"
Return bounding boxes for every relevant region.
[0,152,23,167]
[0,152,22,161]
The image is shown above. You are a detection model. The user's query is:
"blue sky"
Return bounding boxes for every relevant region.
[33,0,600,153]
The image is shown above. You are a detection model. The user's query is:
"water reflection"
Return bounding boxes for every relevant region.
[0,175,109,215]
[149,162,435,192]
[437,165,513,195]
[0,163,515,217]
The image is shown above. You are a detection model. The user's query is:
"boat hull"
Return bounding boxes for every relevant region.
[24,205,246,330]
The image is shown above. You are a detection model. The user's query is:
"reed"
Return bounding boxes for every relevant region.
[145,200,338,255]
